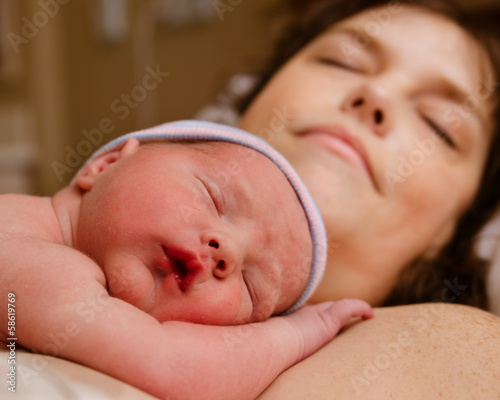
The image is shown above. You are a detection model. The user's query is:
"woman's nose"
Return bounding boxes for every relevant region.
[201,232,242,279]
[342,85,393,137]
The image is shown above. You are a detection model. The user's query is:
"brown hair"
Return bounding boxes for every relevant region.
[237,0,500,309]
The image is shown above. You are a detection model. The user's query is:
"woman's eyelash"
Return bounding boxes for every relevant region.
[318,57,357,71]
[423,117,456,148]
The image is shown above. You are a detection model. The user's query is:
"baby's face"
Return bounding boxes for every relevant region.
[75,141,312,324]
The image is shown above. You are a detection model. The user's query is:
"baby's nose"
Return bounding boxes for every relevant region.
[202,232,241,279]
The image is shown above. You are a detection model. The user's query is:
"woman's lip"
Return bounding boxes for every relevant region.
[301,126,378,189]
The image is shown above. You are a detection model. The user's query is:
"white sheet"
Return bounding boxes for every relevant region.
[0,349,157,399]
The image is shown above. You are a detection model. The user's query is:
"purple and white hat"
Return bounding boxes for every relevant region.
[77,120,327,313]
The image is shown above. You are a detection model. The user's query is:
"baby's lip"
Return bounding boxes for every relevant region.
[161,246,201,292]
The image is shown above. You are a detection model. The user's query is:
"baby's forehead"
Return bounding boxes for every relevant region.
[140,138,308,219]
[142,139,287,174]
[143,140,312,225]
[143,139,238,150]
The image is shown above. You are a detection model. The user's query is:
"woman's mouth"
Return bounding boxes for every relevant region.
[301,126,379,190]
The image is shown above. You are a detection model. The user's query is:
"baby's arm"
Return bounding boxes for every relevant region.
[0,237,372,400]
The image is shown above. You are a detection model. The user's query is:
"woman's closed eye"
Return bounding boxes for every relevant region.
[422,116,456,149]
[317,57,361,73]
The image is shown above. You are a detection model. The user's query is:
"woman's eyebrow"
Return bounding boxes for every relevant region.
[432,76,473,106]
[325,26,383,53]
[430,76,489,129]
[317,26,385,67]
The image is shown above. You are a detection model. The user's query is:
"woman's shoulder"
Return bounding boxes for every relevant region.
[258,303,500,399]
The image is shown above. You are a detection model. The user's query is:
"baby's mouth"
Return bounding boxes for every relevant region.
[162,246,189,292]
[171,257,188,291]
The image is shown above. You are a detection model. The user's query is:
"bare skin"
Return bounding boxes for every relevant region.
[2,303,497,399]
[258,304,500,399]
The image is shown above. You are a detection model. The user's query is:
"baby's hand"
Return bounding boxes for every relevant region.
[280,299,374,364]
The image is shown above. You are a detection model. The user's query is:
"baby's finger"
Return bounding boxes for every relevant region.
[279,299,373,363]
[328,298,375,322]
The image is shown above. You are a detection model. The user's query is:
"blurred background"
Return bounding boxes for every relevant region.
[0,0,499,196]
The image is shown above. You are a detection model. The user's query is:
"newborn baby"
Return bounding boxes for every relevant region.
[0,121,373,399]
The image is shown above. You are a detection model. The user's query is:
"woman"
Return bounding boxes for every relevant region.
[239,0,500,309]
[235,0,500,397]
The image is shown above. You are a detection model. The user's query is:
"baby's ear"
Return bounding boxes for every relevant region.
[75,138,140,191]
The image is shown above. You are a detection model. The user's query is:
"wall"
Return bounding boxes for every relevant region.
[0,0,287,195]
[0,0,499,195]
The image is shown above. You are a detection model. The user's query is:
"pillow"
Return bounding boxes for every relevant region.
[1,349,155,399]
[477,214,500,316]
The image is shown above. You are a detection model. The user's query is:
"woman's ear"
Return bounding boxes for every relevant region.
[75,138,140,191]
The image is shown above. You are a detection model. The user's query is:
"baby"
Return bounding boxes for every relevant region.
[0,121,373,399]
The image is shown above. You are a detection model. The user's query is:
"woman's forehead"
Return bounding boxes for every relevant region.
[316,6,488,72]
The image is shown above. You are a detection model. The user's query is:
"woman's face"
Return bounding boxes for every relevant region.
[239,6,495,305]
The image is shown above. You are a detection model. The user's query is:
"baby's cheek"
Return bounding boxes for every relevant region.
[251,300,276,323]
[197,288,249,325]
[251,225,266,250]
[106,262,155,310]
